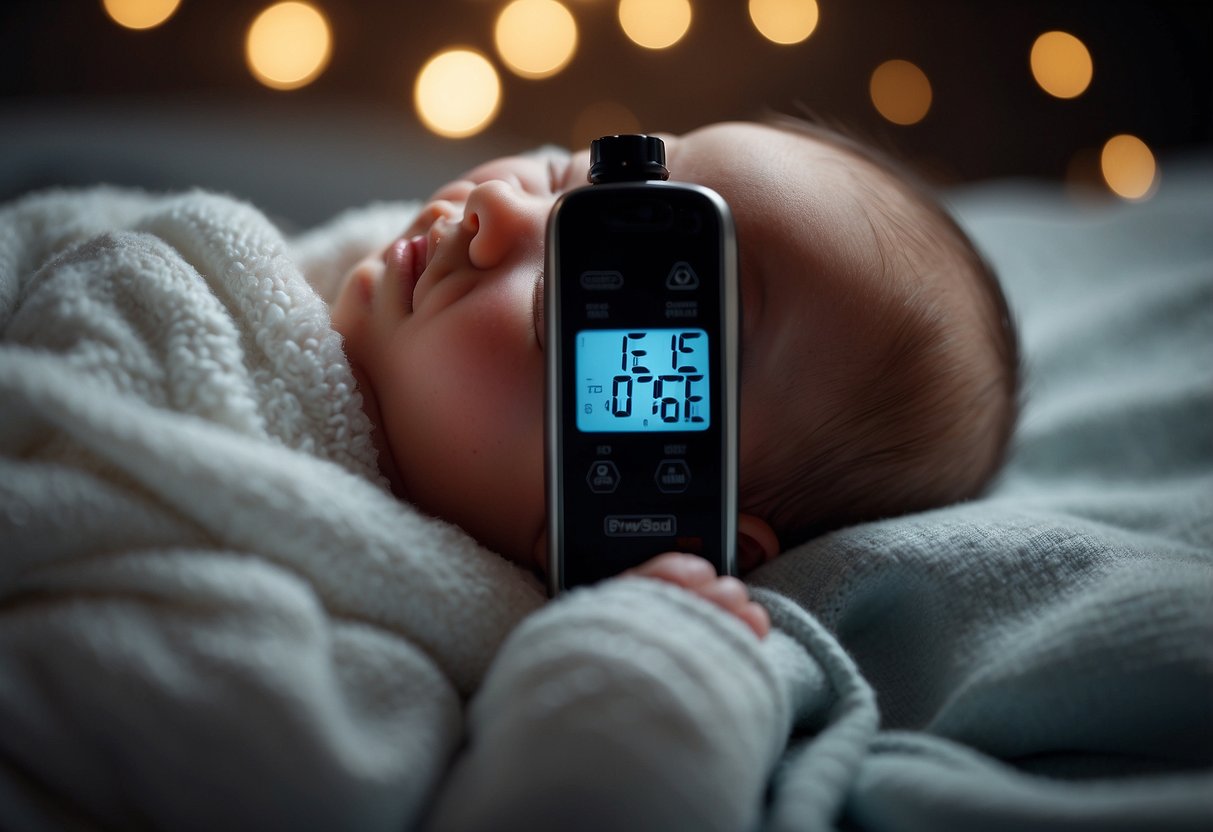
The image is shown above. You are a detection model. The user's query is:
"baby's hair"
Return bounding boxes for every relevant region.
[742,114,1022,550]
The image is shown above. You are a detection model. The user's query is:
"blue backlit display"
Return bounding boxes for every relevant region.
[575,328,710,433]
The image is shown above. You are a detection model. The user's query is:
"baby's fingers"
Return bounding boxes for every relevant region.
[626,554,770,638]
[626,552,717,589]
[697,577,771,639]
[737,601,771,640]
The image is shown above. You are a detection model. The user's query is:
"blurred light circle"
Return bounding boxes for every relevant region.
[415,49,502,139]
[1101,134,1157,200]
[246,2,332,91]
[102,0,181,30]
[496,0,578,79]
[869,59,932,125]
[618,0,692,50]
[1030,30,1093,99]
[748,0,818,45]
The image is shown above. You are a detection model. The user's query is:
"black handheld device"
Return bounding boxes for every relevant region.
[545,134,739,593]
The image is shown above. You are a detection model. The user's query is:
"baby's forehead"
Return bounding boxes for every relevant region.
[672,122,870,191]
[673,125,903,251]
[680,134,889,293]
[689,130,977,363]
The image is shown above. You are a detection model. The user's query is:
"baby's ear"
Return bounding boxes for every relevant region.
[738,513,780,573]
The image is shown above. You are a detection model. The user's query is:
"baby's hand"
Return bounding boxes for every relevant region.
[625,553,771,639]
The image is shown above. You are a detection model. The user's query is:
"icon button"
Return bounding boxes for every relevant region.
[666,261,699,290]
[655,459,691,493]
[587,460,621,493]
[580,270,624,290]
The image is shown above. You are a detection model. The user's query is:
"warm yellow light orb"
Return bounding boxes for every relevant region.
[495,0,578,79]
[619,0,692,50]
[1030,30,1093,99]
[1101,134,1157,200]
[246,2,332,91]
[101,0,181,30]
[414,49,502,139]
[869,59,932,126]
[748,0,818,45]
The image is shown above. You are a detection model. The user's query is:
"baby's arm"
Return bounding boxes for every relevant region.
[423,559,787,832]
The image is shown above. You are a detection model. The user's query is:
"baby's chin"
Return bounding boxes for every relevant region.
[330,255,385,347]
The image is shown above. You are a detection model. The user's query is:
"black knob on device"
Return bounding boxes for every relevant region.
[589,134,670,184]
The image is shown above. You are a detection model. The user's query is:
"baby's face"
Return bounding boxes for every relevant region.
[332,123,903,570]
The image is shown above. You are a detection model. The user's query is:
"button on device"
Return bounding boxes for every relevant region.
[586,460,621,493]
[666,261,699,290]
[580,270,624,290]
[655,459,691,493]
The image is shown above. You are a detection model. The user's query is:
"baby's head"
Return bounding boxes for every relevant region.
[331,121,1019,574]
[696,120,1019,555]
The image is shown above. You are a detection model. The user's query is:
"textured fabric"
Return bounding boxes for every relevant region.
[2,163,1210,831]
[747,164,1213,830]
[425,578,796,832]
[0,187,798,832]
[0,188,545,831]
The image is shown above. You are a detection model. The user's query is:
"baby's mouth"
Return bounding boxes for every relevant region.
[384,234,428,313]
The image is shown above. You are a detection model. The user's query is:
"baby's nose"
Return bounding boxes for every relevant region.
[463,180,547,270]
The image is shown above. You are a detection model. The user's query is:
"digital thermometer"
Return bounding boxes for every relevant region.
[546,134,739,592]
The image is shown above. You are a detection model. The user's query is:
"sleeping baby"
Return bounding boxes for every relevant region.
[0,118,1019,831]
[329,120,1021,637]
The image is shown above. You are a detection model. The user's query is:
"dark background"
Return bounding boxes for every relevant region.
[1,0,1209,223]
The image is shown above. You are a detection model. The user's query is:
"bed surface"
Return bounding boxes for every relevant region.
[1,104,1210,830]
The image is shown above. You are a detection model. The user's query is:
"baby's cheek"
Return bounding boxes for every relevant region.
[404,349,543,551]
[333,261,378,326]
[453,339,538,448]
[381,313,545,559]
[407,310,540,467]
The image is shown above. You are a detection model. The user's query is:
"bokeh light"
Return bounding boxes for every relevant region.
[1101,134,1157,200]
[618,0,692,50]
[571,101,642,151]
[1030,31,1093,99]
[495,0,578,79]
[414,49,502,139]
[102,0,181,30]
[869,59,932,125]
[245,2,332,91]
[749,0,818,45]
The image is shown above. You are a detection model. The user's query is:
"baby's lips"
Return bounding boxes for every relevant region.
[384,234,428,313]
[414,234,430,272]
